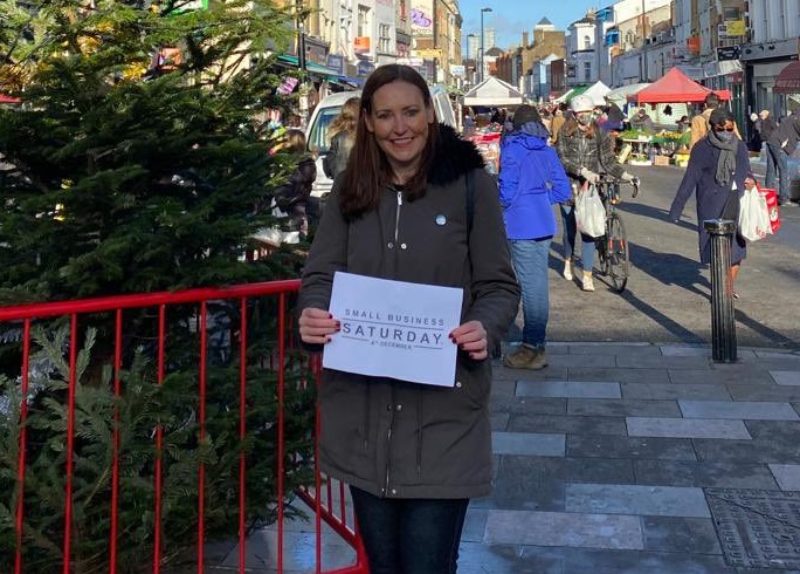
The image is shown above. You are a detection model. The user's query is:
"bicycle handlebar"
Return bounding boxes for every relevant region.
[595,174,640,199]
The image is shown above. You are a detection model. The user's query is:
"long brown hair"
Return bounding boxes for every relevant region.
[340,65,440,219]
[329,96,360,139]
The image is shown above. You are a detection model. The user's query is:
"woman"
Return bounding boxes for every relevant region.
[297,65,519,573]
[322,96,360,179]
[556,94,635,292]
[499,105,570,371]
[272,129,316,236]
[670,108,755,297]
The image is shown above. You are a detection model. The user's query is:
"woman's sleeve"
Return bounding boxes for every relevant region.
[547,148,572,204]
[298,181,349,312]
[463,169,521,348]
[557,134,581,177]
[497,142,520,208]
[669,145,702,221]
[598,131,626,179]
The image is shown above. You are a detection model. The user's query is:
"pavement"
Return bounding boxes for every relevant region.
[203,165,800,573]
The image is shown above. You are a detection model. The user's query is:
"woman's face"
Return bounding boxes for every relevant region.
[365,80,434,174]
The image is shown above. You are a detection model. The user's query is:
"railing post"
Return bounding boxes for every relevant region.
[704,219,737,363]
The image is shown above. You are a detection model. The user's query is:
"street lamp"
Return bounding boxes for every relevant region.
[467,33,477,85]
[480,7,492,84]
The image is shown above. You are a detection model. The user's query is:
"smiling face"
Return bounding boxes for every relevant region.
[364,80,434,180]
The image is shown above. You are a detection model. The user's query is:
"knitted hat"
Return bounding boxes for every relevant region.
[512,105,541,130]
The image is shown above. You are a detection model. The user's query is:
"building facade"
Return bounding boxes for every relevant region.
[567,12,597,87]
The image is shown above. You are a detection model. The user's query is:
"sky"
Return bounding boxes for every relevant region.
[458,1,604,50]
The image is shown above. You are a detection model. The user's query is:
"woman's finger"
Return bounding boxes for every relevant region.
[459,339,487,352]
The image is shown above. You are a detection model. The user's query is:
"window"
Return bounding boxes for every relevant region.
[379,23,391,53]
[357,5,370,38]
[307,106,342,154]
[584,61,591,81]
[584,35,591,49]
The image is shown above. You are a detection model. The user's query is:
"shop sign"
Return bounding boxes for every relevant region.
[327,54,344,75]
[354,36,370,55]
[357,60,375,76]
[450,65,465,77]
[717,46,741,61]
[413,48,441,59]
[687,36,701,55]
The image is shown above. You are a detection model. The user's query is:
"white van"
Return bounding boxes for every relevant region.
[305,85,457,198]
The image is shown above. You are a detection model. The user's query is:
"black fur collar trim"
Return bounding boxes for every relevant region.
[427,124,486,186]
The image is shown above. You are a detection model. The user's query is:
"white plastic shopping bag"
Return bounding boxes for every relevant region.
[738,187,770,242]
[575,185,606,238]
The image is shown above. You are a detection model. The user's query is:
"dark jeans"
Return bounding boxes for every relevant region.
[766,143,790,203]
[350,486,469,574]
[560,204,596,271]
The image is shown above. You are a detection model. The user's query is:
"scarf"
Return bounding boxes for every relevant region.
[707,128,738,187]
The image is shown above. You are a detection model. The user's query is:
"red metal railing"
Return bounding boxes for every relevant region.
[3,280,368,574]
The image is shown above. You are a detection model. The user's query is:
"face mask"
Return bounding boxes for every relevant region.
[717,131,734,142]
[577,113,593,126]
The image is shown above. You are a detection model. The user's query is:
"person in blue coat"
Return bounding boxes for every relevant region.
[669,108,756,297]
[500,105,571,370]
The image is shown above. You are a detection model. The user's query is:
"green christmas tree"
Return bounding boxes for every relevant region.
[0,2,319,571]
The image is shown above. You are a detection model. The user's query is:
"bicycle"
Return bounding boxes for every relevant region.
[592,174,640,293]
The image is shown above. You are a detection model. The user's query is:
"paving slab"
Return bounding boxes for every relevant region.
[693,438,800,464]
[754,351,800,361]
[724,384,800,402]
[507,414,628,436]
[564,483,711,518]
[679,400,800,420]
[616,354,711,369]
[557,548,733,574]
[547,353,618,369]
[490,413,510,431]
[492,365,569,382]
[566,367,671,384]
[568,398,682,418]
[569,344,661,357]
[484,509,644,550]
[568,434,697,461]
[460,508,488,543]
[772,370,800,386]
[491,396,567,416]
[620,382,732,401]
[668,368,775,385]
[768,464,800,491]
[633,460,780,489]
[492,431,566,457]
[626,417,752,439]
[659,345,713,357]
[458,542,563,574]
[490,456,635,512]
[641,516,723,555]
[516,380,621,399]
[744,420,800,440]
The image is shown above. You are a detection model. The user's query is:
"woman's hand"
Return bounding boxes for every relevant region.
[299,307,339,345]
[450,321,489,361]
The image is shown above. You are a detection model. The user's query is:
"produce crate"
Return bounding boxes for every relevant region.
[653,155,671,166]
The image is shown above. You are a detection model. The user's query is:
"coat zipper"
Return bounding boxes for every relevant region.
[394,190,402,244]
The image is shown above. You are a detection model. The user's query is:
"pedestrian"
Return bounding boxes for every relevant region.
[297,64,520,574]
[677,115,690,132]
[747,112,762,153]
[669,109,755,297]
[556,94,636,292]
[764,113,799,206]
[549,102,568,146]
[630,107,655,134]
[271,129,316,236]
[322,96,360,180]
[690,93,741,149]
[499,105,570,370]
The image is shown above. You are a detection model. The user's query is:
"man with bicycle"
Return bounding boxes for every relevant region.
[555,95,638,292]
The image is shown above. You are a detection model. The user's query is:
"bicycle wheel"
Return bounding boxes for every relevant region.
[606,212,629,292]
[596,234,609,276]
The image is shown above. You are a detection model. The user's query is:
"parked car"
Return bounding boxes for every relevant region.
[305,85,457,198]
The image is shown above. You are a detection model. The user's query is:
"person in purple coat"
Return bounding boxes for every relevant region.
[499,105,571,370]
[669,108,756,297]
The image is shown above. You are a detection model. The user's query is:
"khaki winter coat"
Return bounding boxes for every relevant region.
[299,125,520,499]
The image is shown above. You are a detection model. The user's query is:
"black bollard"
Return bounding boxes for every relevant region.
[704,219,737,363]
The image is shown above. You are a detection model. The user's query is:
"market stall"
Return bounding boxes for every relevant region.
[583,81,612,107]
[463,77,526,173]
[620,68,730,167]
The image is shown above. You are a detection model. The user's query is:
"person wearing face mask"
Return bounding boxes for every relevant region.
[630,107,655,134]
[556,95,636,292]
[670,109,755,297]
[298,64,520,574]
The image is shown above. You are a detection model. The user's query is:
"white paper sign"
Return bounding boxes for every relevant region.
[323,272,464,386]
